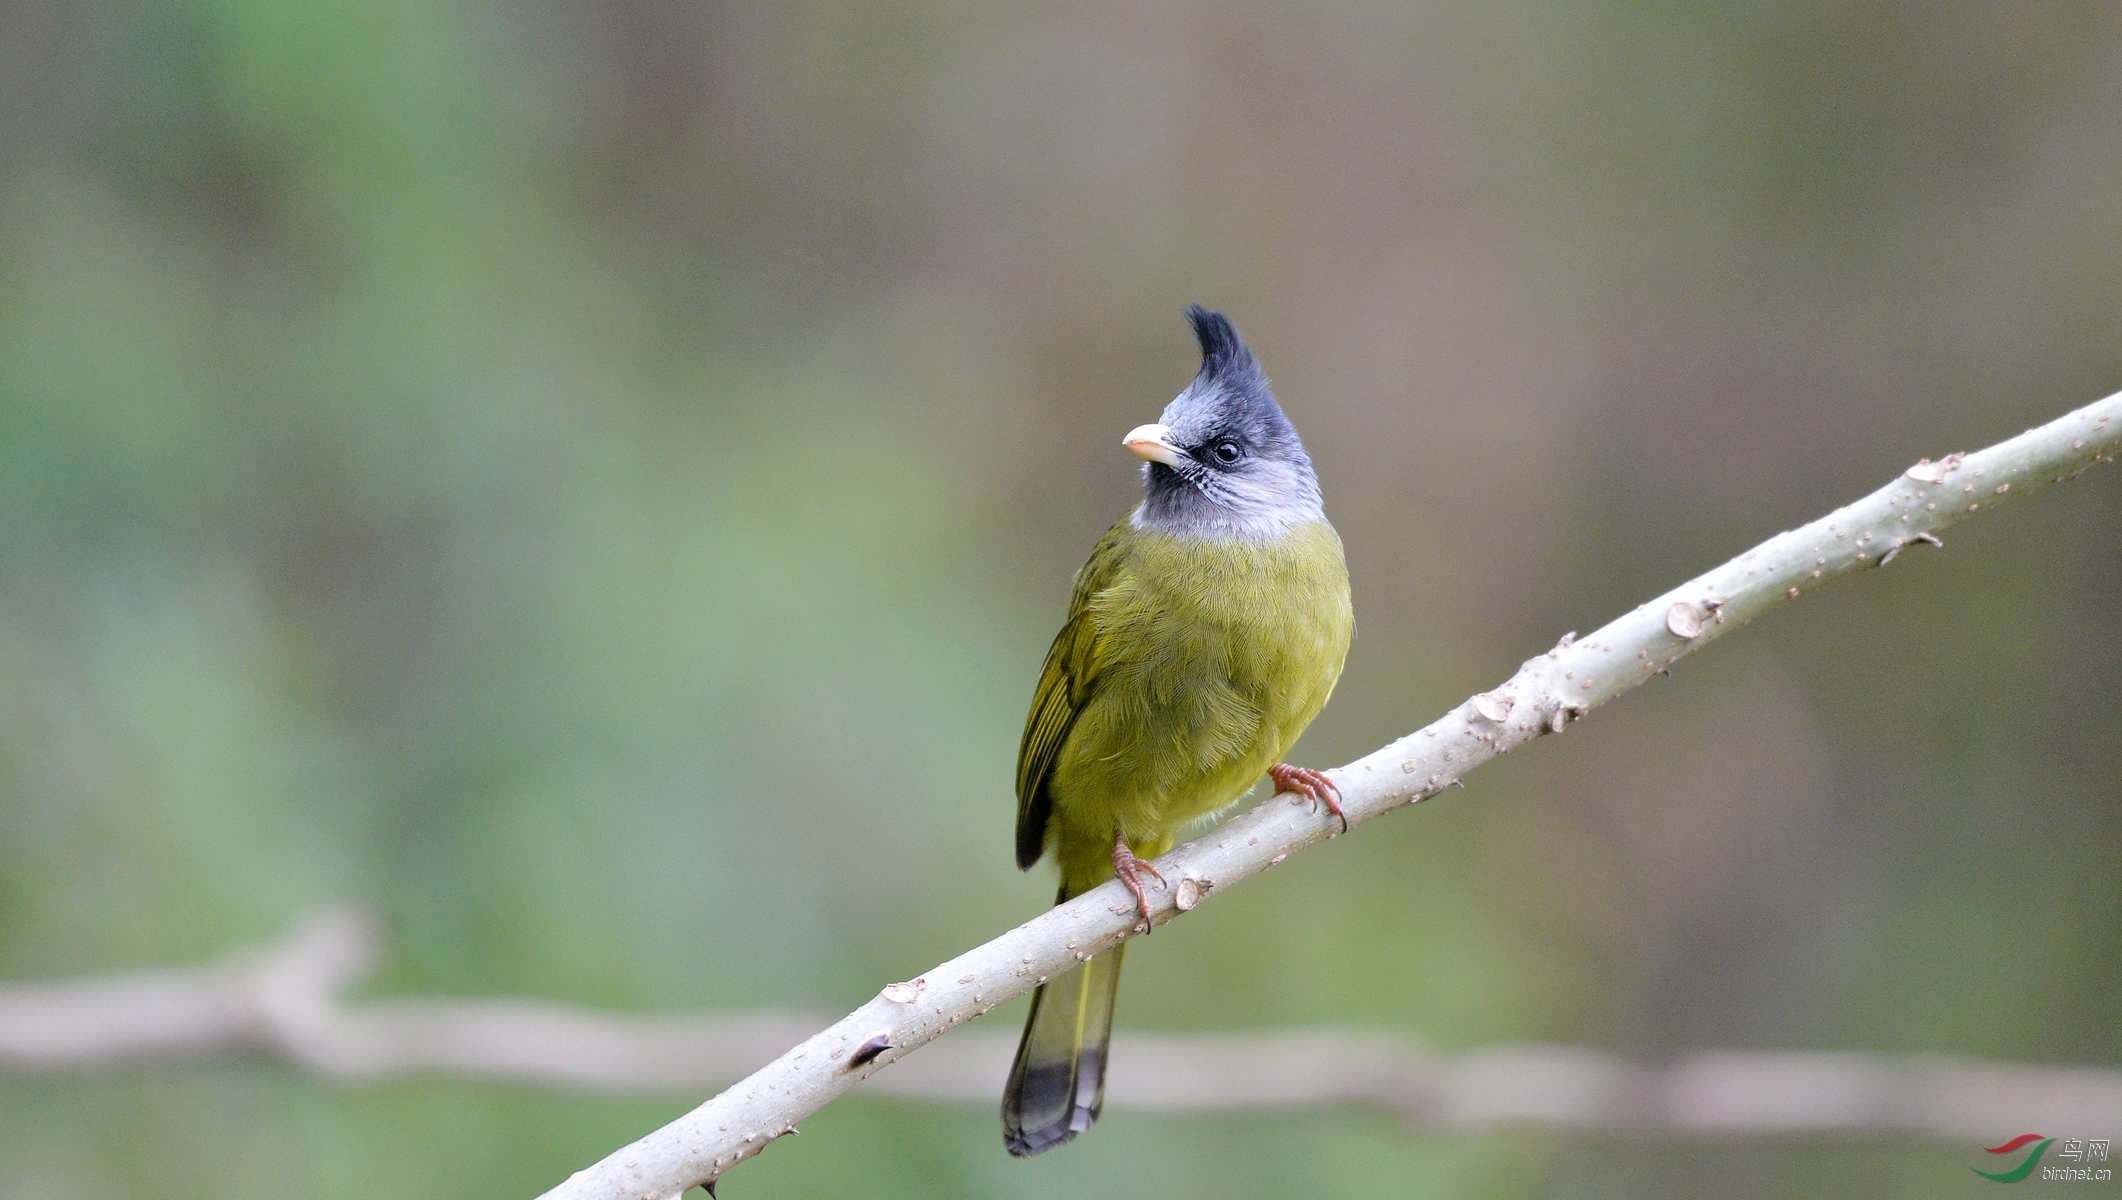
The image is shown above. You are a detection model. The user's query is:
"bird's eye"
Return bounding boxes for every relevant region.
[1210,441,1243,465]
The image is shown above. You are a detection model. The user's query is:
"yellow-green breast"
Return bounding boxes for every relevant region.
[1020,514,1353,887]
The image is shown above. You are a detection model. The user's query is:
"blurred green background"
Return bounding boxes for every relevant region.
[3,1,2120,1196]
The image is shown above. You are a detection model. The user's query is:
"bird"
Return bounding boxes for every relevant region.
[1001,305,1355,1156]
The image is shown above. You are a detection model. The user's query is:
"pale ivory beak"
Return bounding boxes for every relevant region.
[1123,423,1182,466]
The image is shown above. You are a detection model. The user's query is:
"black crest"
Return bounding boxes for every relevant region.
[1185,305,1260,388]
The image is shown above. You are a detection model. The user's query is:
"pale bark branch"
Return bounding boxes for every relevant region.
[5,909,2120,1148]
[532,391,2119,1198]
[8,395,2114,1198]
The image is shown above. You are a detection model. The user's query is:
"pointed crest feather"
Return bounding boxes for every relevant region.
[1184,305,1258,386]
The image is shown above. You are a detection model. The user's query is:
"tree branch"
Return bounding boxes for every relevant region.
[529,391,2120,1197]
[6,909,2120,1146]
[0,909,832,1090]
[18,398,2111,1195]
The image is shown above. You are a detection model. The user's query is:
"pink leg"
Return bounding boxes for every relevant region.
[1111,832,1167,932]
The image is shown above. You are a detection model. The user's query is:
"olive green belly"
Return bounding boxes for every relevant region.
[1046,520,1352,868]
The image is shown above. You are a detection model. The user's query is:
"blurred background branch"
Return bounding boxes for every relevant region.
[7,908,2118,1143]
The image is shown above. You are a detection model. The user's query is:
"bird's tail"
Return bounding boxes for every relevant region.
[1000,917,1124,1156]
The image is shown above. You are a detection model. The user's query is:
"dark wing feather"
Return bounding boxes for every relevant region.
[1015,520,1132,869]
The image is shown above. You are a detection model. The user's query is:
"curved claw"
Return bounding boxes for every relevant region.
[1111,832,1166,932]
[1269,763,1347,834]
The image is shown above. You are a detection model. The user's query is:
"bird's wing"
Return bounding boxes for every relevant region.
[1014,518,1133,870]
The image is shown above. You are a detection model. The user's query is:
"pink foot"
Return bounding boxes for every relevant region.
[1270,763,1346,834]
[1111,832,1167,932]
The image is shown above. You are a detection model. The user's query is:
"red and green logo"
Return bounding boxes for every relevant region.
[1973,1134,2054,1182]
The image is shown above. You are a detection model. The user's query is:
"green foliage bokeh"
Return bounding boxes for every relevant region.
[2,2,2119,1197]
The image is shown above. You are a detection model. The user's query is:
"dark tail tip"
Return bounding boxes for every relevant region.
[1001,1050,1105,1156]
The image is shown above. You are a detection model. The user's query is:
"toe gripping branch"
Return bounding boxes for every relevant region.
[1110,832,1167,932]
[1270,763,1346,833]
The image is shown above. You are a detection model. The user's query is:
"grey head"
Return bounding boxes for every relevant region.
[1125,306,1325,540]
